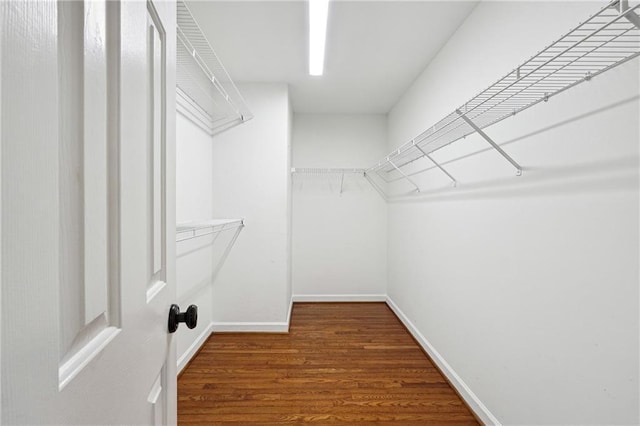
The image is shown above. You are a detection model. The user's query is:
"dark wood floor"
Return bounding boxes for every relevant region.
[178,303,479,425]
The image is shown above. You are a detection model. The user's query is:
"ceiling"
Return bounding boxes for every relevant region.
[186,1,478,114]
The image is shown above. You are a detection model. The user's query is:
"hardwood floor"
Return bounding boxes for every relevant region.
[178,303,479,425]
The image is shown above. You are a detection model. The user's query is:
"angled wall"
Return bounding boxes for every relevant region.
[386,2,639,424]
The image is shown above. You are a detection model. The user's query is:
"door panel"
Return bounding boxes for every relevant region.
[57,0,120,391]
[1,0,177,423]
[148,366,167,426]
[82,0,110,325]
[147,0,167,302]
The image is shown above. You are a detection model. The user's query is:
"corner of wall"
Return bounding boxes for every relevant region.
[286,83,293,310]
[177,322,214,374]
[385,296,501,426]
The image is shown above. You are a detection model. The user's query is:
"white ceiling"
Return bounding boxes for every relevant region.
[186,1,478,114]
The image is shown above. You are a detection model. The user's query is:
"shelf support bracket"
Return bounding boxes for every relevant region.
[339,172,345,195]
[456,110,522,176]
[388,159,421,192]
[415,145,457,187]
[211,223,244,284]
[364,172,389,202]
[374,168,390,184]
[617,0,640,29]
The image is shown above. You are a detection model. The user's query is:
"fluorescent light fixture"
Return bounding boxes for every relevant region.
[309,0,329,76]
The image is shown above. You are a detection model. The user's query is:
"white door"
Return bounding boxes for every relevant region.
[1,0,178,424]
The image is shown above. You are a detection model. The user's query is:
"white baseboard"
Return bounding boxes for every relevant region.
[292,294,387,302]
[211,322,290,333]
[385,296,501,426]
[177,321,214,374]
[212,297,294,333]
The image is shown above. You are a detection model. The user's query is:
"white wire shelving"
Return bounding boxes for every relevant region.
[368,0,640,192]
[176,219,244,243]
[292,168,367,195]
[177,1,253,135]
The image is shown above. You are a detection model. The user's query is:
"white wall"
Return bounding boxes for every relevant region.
[386,2,639,425]
[292,115,388,300]
[210,83,292,330]
[175,113,217,370]
[176,115,215,225]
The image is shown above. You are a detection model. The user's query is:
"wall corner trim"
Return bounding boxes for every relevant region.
[385,296,502,426]
[286,297,293,331]
[177,321,214,374]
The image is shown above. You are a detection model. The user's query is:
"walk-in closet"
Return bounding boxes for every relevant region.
[1,0,638,424]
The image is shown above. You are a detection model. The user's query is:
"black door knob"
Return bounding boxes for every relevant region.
[168,304,198,333]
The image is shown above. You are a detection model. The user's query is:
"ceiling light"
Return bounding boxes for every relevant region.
[309,0,329,76]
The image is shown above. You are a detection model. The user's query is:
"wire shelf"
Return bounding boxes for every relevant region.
[177,1,253,135]
[176,219,245,243]
[291,168,368,195]
[369,0,640,185]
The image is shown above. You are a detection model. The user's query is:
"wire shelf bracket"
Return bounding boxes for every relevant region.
[389,158,421,193]
[363,172,389,202]
[415,144,458,187]
[176,219,244,290]
[210,225,244,284]
[456,110,523,176]
[367,0,640,190]
[619,0,640,27]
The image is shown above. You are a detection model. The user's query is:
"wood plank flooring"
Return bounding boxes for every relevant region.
[178,303,479,425]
